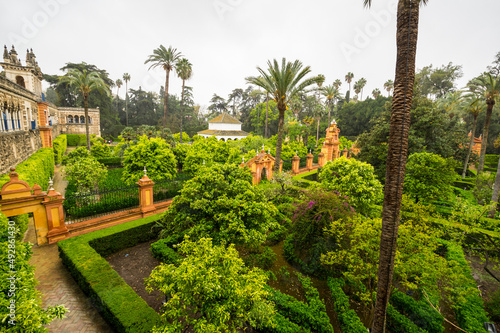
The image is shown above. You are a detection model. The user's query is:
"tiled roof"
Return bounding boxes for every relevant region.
[209,113,242,124]
[198,129,249,137]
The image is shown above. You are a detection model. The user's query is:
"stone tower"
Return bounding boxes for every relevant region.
[1,45,43,97]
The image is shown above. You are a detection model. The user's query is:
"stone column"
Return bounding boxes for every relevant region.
[137,170,155,215]
[306,151,314,171]
[43,181,69,244]
[292,153,300,175]
[318,152,325,167]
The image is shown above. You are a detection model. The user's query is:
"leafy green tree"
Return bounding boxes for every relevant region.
[61,146,91,165]
[248,100,284,136]
[175,58,193,143]
[183,136,240,176]
[207,94,227,115]
[146,237,275,332]
[319,156,383,216]
[415,62,463,99]
[321,211,473,326]
[471,73,500,174]
[157,163,278,248]
[65,157,107,193]
[145,45,183,129]
[404,152,457,203]
[322,84,341,124]
[0,213,67,331]
[58,68,110,150]
[173,132,190,143]
[337,96,389,137]
[122,135,177,185]
[90,138,111,158]
[246,58,321,172]
[281,140,307,160]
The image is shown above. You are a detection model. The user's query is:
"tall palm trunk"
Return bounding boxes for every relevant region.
[316,117,320,143]
[265,93,269,138]
[180,79,185,143]
[274,110,285,173]
[477,101,495,175]
[163,69,171,129]
[125,82,129,127]
[372,1,419,332]
[84,94,91,151]
[489,155,500,218]
[462,115,478,178]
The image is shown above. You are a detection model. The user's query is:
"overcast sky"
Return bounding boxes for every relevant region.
[1,0,499,111]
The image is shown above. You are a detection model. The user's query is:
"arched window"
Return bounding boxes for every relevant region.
[68,115,73,123]
[15,76,25,88]
[88,116,92,124]
[74,115,79,123]
[80,115,85,124]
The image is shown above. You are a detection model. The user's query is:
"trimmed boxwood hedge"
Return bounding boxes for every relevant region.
[97,156,122,167]
[386,304,427,333]
[0,147,54,190]
[442,240,489,333]
[327,277,367,333]
[58,215,163,332]
[390,291,443,333]
[53,134,67,165]
[67,133,94,146]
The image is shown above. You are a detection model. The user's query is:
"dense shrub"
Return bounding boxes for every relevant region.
[61,146,90,166]
[150,234,184,264]
[90,140,111,158]
[172,143,191,170]
[52,134,67,165]
[485,289,500,322]
[327,278,366,333]
[243,246,277,270]
[58,215,162,332]
[319,156,383,216]
[484,154,499,168]
[9,214,30,242]
[0,147,54,190]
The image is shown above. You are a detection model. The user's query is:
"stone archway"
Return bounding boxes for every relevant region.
[240,147,281,185]
[0,168,68,245]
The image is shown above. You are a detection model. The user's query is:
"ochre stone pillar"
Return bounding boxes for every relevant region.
[138,174,155,214]
[318,152,325,167]
[292,154,300,175]
[306,152,314,171]
[43,187,69,244]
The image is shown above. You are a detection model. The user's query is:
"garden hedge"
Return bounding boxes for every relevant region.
[386,304,427,333]
[390,291,443,333]
[58,215,163,332]
[484,155,499,168]
[150,233,184,264]
[442,240,489,333]
[327,277,367,333]
[66,133,94,146]
[0,147,54,190]
[97,156,122,167]
[52,134,67,165]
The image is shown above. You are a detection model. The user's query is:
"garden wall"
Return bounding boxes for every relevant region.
[0,129,42,175]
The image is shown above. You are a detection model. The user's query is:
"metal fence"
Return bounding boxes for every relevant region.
[153,174,192,203]
[64,184,139,224]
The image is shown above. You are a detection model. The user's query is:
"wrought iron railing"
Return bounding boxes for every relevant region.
[153,174,192,203]
[64,184,139,223]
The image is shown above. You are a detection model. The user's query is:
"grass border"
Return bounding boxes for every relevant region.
[57,214,163,332]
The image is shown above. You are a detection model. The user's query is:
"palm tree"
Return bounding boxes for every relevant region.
[175,58,193,143]
[353,81,361,101]
[323,85,341,124]
[363,1,427,332]
[358,77,367,100]
[470,73,500,175]
[333,79,342,90]
[122,73,130,126]
[145,45,183,129]
[58,68,109,150]
[345,72,354,98]
[372,88,381,99]
[461,95,485,178]
[247,58,320,172]
[265,92,270,138]
[115,79,123,98]
[384,79,394,97]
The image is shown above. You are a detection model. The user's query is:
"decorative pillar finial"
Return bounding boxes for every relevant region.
[242,156,245,163]
[295,151,298,156]
[268,148,270,154]
[203,159,205,165]
[143,166,147,177]
[48,177,54,191]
